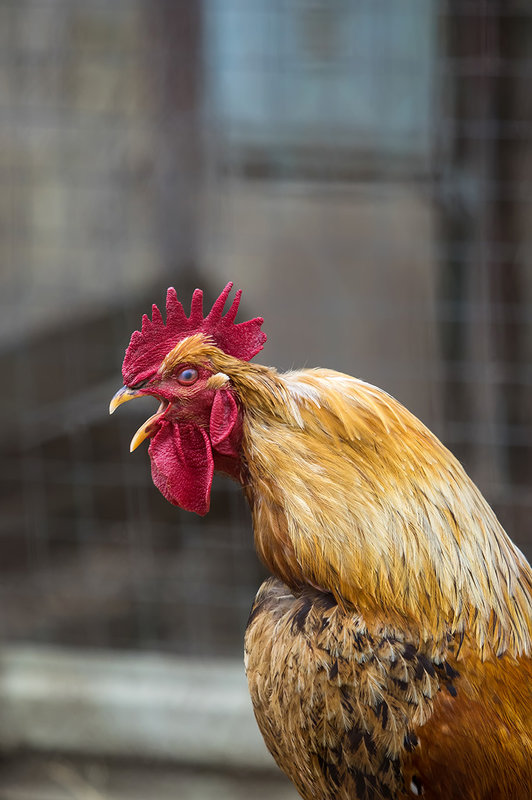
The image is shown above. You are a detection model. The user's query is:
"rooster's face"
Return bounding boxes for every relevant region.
[109,284,266,515]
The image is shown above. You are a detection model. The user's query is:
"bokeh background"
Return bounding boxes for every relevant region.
[1,1,531,798]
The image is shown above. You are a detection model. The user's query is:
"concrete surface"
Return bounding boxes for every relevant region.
[0,756,298,800]
[0,646,274,770]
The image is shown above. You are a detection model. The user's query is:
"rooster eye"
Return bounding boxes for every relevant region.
[177,367,199,386]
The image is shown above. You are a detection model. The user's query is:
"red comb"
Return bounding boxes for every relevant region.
[122,282,267,385]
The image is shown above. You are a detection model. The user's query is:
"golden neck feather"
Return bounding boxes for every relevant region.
[233,364,532,659]
[157,336,532,658]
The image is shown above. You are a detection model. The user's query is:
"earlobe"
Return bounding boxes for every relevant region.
[206,372,230,391]
[210,389,239,456]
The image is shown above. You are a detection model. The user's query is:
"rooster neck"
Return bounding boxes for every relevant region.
[233,366,532,660]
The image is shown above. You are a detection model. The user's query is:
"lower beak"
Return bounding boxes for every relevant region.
[128,404,167,453]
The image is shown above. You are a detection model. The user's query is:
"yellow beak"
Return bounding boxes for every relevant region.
[109,386,144,415]
[109,386,169,453]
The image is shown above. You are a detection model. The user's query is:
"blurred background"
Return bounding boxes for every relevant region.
[1,0,531,798]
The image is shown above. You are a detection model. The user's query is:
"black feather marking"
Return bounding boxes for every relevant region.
[341,697,354,715]
[347,724,364,751]
[246,598,265,628]
[444,661,460,680]
[376,699,389,730]
[291,596,313,633]
[340,685,353,713]
[315,754,327,776]
[328,761,340,787]
[316,754,340,787]
[392,677,409,692]
[354,771,367,800]
[365,774,378,791]
[380,781,395,799]
[329,659,339,680]
[402,642,417,660]
[363,731,377,757]
[446,683,458,697]
[415,653,436,679]
[319,592,338,611]
[403,732,419,752]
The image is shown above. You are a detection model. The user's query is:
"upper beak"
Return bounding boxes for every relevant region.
[109,386,143,415]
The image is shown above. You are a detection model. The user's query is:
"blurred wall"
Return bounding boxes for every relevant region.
[200,179,441,424]
[0,2,530,795]
[0,1,168,346]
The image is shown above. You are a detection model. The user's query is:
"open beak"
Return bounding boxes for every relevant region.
[109,386,170,453]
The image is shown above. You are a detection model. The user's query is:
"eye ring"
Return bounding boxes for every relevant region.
[177,367,199,386]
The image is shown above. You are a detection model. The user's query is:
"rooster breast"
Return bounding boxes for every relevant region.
[245,578,532,800]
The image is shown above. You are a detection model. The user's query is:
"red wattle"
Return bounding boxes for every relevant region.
[148,420,214,516]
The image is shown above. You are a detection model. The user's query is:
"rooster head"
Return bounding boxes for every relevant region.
[109,283,266,515]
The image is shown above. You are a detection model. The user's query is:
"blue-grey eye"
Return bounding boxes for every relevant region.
[177,367,199,386]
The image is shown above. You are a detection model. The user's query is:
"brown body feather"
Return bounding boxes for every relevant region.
[135,336,532,799]
[245,578,532,799]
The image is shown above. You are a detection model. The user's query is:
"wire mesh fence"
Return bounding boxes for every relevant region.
[0,0,531,785]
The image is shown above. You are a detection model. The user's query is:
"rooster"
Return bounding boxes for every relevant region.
[110,283,532,800]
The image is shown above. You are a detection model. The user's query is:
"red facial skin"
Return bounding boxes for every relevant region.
[130,366,243,515]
